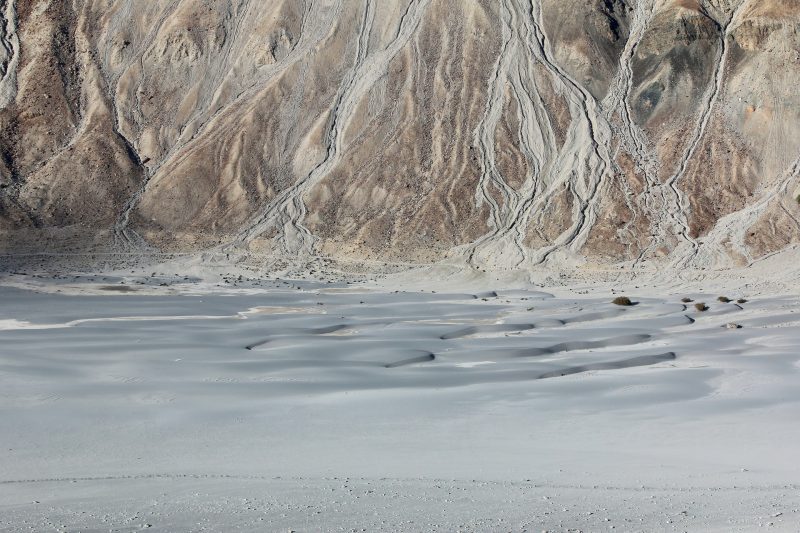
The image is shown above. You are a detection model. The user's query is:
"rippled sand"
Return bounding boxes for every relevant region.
[1,280,800,531]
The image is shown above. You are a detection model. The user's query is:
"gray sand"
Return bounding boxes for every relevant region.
[1,282,800,531]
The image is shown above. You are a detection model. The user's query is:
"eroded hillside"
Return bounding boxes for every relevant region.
[1,0,799,271]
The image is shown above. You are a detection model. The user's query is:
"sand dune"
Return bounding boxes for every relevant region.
[2,279,800,530]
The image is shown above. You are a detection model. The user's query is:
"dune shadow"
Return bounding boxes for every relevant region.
[538,352,676,379]
[440,323,536,340]
[384,352,436,368]
[245,324,355,349]
[516,334,652,357]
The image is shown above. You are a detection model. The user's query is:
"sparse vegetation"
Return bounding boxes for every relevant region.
[681,297,693,303]
[612,296,633,306]
[694,302,708,312]
[717,296,731,303]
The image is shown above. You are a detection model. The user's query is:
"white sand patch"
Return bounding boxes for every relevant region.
[0,314,239,330]
[239,305,326,316]
[454,361,496,368]
[0,319,44,330]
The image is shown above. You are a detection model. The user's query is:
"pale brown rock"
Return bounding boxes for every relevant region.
[0,0,798,271]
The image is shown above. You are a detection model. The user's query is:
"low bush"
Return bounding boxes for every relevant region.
[694,302,708,312]
[612,296,633,306]
[717,296,731,303]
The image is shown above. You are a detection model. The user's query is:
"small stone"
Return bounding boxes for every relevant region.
[726,323,742,329]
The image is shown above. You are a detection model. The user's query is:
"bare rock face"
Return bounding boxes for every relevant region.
[543,0,631,100]
[0,0,798,271]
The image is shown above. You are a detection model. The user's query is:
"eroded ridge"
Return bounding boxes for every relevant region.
[231,0,432,257]
[464,0,616,270]
[0,0,19,108]
[111,0,329,250]
[2,0,800,272]
[662,1,750,269]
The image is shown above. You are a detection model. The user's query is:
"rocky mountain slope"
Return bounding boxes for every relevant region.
[1,0,798,271]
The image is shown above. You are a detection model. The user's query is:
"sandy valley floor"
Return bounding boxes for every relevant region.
[1,274,800,531]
